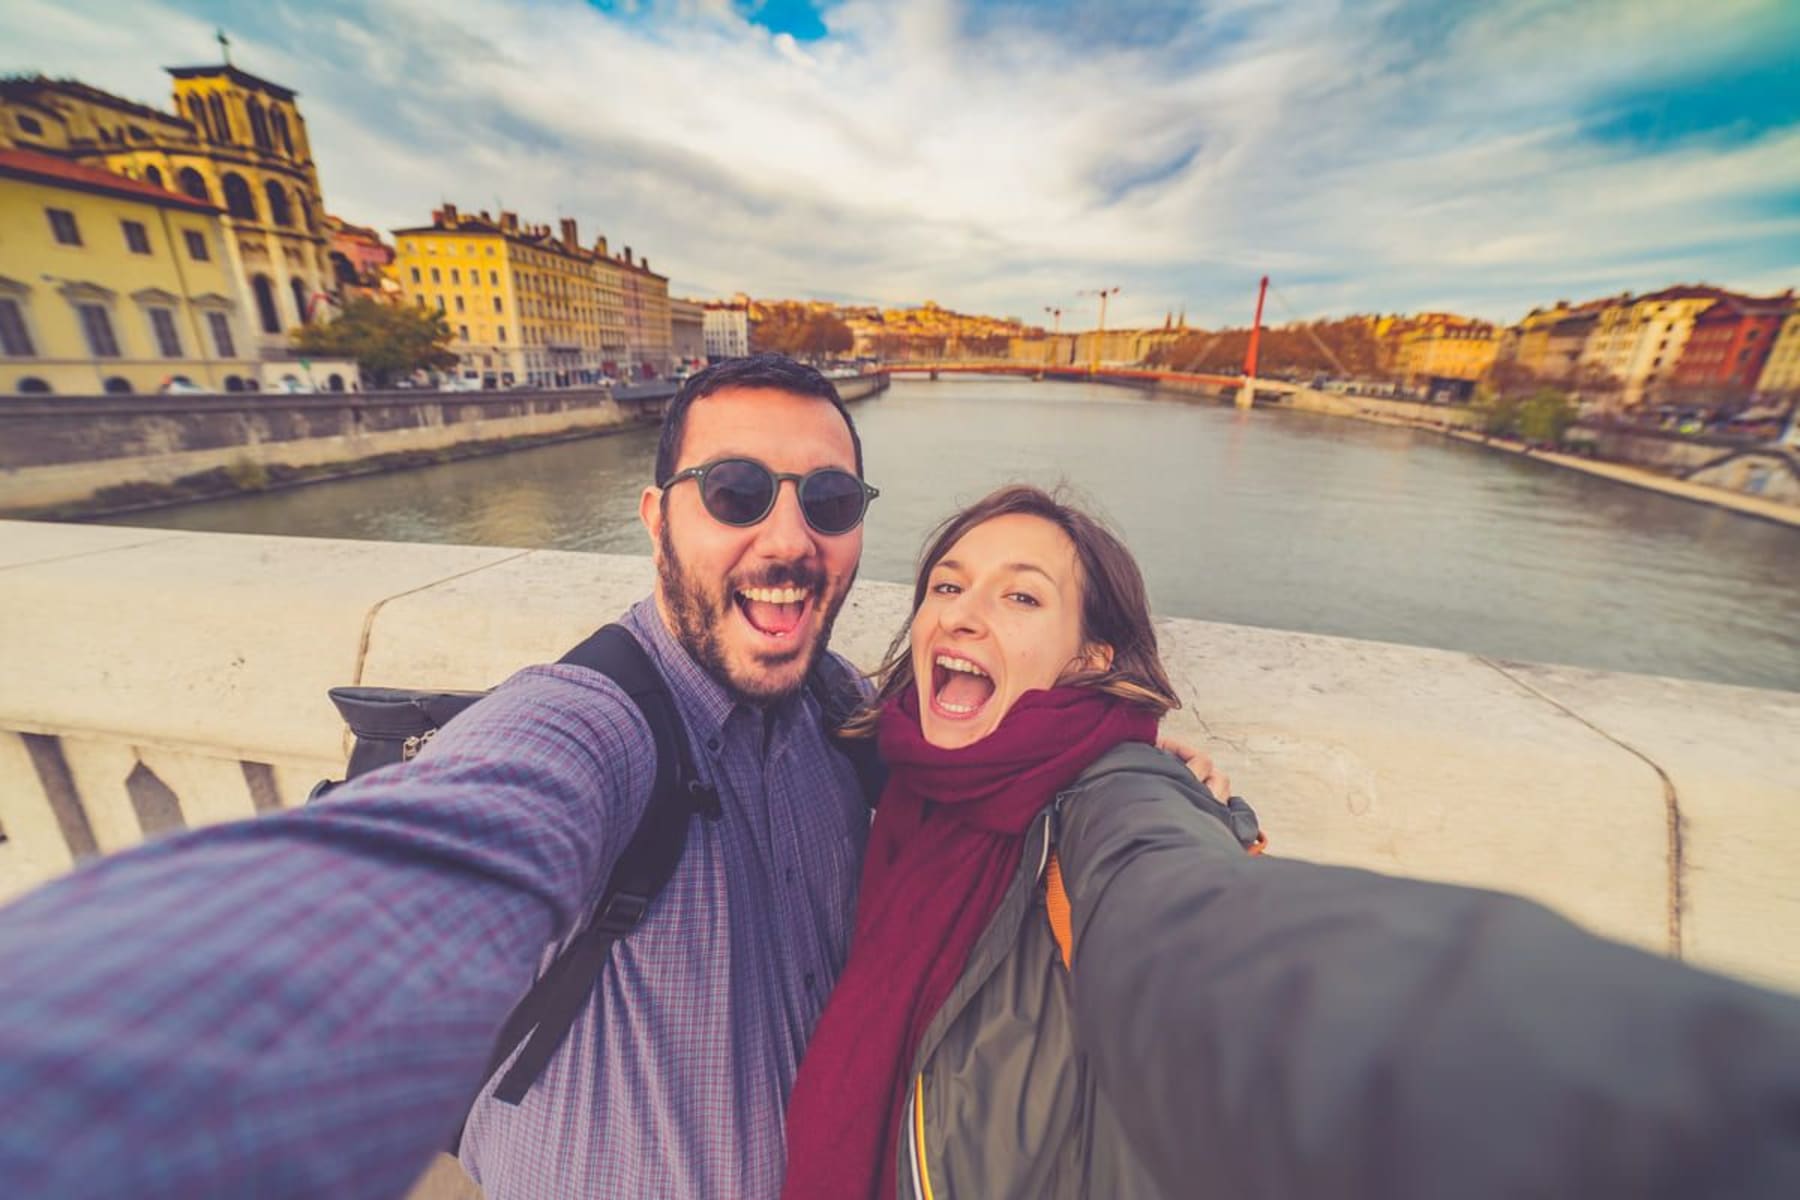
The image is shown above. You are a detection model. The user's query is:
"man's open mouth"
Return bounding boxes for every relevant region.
[735,585,813,639]
[931,652,995,717]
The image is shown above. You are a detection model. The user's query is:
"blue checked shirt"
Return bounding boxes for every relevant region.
[0,598,870,1200]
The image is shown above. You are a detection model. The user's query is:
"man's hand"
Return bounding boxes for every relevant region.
[1156,735,1230,803]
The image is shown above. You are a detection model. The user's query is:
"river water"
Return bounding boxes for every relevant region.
[107,377,1800,691]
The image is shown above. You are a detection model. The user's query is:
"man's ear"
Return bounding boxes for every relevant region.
[639,486,664,553]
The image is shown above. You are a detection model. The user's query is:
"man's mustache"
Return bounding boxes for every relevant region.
[732,563,824,593]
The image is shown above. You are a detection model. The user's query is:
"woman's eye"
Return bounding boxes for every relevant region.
[931,581,961,595]
[1008,592,1040,607]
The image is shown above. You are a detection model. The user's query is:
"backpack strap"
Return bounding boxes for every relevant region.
[806,651,886,806]
[479,625,715,1111]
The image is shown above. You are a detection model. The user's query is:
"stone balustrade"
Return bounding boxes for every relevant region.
[1,519,1796,994]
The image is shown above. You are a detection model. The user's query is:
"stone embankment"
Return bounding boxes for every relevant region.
[0,373,890,520]
[1182,382,1800,527]
[2,520,1796,997]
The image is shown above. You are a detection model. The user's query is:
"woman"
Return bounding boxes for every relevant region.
[783,488,1800,1200]
[782,483,1260,1200]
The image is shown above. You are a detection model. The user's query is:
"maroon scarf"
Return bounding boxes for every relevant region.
[781,685,1157,1200]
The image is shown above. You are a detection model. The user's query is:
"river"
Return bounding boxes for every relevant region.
[106,377,1800,692]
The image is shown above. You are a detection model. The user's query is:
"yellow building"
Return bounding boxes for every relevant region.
[1394,316,1499,390]
[0,147,257,395]
[1756,312,1800,398]
[393,206,621,388]
[1,67,336,358]
[1578,286,1726,406]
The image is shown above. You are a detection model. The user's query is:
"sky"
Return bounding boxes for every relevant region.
[5,0,1798,329]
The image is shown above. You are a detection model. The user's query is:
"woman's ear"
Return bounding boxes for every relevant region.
[1081,642,1115,673]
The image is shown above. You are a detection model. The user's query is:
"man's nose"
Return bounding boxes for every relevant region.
[753,480,815,558]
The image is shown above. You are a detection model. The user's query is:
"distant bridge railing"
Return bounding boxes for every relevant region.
[881,361,1295,393]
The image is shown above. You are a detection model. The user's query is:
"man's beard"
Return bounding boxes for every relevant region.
[657,521,855,706]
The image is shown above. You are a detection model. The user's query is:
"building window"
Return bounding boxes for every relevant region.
[77,304,120,357]
[177,167,211,203]
[183,229,210,261]
[252,275,280,333]
[264,180,293,227]
[122,220,152,254]
[222,173,258,221]
[0,298,35,357]
[436,296,446,312]
[490,271,498,285]
[17,376,52,394]
[498,326,506,343]
[144,165,164,188]
[431,267,441,284]
[291,277,309,324]
[493,296,503,314]
[207,311,236,358]
[272,109,294,157]
[104,376,134,394]
[455,295,465,313]
[459,325,469,341]
[148,307,182,357]
[17,114,43,135]
[208,94,232,142]
[451,268,461,285]
[48,208,82,245]
[410,266,421,283]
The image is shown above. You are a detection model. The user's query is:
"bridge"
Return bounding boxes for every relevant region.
[881,360,1300,395]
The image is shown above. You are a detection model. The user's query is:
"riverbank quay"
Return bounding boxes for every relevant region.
[1148,376,1800,528]
[0,373,891,522]
[1,520,1795,997]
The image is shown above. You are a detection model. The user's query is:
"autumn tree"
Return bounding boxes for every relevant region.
[291,298,459,388]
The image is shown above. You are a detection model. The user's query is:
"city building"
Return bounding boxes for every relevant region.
[1393,314,1498,399]
[1578,285,1731,407]
[703,302,750,359]
[1756,311,1800,400]
[1496,302,1588,381]
[669,297,705,372]
[0,146,257,395]
[613,247,671,378]
[325,214,396,301]
[1,67,337,358]
[1669,293,1794,403]
[392,205,626,388]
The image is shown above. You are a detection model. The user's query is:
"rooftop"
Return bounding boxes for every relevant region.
[0,146,218,213]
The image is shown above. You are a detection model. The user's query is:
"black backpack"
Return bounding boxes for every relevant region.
[310,623,883,1147]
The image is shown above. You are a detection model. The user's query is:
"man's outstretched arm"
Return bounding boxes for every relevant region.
[0,665,652,1200]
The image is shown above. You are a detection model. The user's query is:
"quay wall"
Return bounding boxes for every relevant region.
[1,520,1796,995]
[0,373,887,519]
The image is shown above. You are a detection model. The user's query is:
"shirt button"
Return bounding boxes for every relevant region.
[706,736,720,753]
[804,972,817,989]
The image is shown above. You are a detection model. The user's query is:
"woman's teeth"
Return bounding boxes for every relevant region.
[934,654,988,677]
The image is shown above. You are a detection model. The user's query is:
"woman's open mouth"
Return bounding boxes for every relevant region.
[735,585,813,640]
[931,652,995,719]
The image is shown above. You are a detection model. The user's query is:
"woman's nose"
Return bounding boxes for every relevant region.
[939,589,986,635]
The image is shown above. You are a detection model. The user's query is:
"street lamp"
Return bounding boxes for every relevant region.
[1078,286,1120,374]
[1043,306,1063,366]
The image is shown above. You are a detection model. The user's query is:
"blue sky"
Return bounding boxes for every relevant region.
[6,0,1797,329]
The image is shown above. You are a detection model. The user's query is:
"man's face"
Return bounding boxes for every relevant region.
[640,387,864,704]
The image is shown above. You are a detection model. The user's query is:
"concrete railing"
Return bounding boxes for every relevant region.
[1,519,1796,994]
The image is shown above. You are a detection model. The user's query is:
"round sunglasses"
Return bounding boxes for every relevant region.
[663,457,879,535]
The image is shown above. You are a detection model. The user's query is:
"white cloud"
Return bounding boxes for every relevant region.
[4,0,1795,327]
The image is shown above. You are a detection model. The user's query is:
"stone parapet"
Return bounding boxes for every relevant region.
[0,519,1795,994]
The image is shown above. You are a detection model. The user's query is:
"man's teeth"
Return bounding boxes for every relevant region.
[934,654,989,678]
[739,586,809,604]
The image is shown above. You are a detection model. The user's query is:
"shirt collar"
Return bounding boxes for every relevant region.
[622,596,740,746]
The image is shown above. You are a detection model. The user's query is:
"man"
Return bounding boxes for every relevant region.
[0,355,881,1199]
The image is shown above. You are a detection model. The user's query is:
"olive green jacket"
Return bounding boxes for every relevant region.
[890,745,1800,1200]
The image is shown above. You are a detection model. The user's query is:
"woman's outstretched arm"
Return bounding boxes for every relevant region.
[1059,761,1800,1200]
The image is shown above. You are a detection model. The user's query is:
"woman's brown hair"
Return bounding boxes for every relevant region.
[842,484,1181,736]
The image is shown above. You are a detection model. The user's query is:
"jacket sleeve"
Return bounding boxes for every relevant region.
[0,664,655,1200]
[1058,767,1800,1200]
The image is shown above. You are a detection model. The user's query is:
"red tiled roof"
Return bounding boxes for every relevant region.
[0,146,218,213]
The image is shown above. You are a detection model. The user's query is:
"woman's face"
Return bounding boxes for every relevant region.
[910,513,1099,749]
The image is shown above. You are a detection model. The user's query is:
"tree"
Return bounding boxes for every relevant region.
[290,298,459,388]
[1516,389,1579,445]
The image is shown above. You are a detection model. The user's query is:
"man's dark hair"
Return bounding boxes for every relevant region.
[653,354,865,485]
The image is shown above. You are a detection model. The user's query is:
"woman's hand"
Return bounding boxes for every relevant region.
[1156,735,1230,803]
